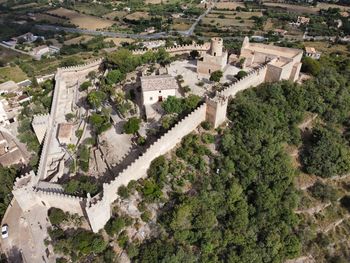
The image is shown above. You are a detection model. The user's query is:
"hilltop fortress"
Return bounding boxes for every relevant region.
[11,38,303,233]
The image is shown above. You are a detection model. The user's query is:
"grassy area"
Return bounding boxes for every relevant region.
[202,11,260,29]
[302,41,350,55]
[73,2,112,17]
[33,13,68,25]
[103,11,128,21]
[124,11,150,21]
[171,18,192,31]
[0,65,27,83]
[214,2,245,10]
[0,46,29,65]
[263,2,320,14]
[48,7,115,30]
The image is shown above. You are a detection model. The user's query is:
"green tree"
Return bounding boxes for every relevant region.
[302,126,350,178]
[236,70,248,80]
[48,208,67,225]
[89,113,111,134]
[87,90,106,109]
[123,117,140,134]
[79,81,91,91]
[209,70,223,82]
[162,96,183,114]
[106,69,125,85]
[301,56,321,76]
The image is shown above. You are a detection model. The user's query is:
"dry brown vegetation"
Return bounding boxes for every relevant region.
[48,8,114,30]
[124,11,150,21]
[214,1,245,10]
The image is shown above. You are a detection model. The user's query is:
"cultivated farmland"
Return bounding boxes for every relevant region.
[48,8,115,30]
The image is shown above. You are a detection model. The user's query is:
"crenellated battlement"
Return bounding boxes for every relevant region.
[132,42,211,56]
[13,171,35,190]
[57,59,103,73]
[218,63,268,98]
[86,103,208,231]
[35,188,84,202]
[12,40,303,233]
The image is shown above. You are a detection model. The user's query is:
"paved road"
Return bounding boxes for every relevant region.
[185,2,215,36]
[36,2,216,40]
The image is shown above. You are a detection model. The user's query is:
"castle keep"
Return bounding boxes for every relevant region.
[197,37,228,75]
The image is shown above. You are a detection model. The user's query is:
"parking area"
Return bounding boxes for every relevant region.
[1,200,55,263]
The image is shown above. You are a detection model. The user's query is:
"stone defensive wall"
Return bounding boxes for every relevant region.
[12,172,85,216]
[132,43,211,56]
[13,50,299,233]
[35,189,85,216]
[219,63,268,98]
[35,59,103,183]
[86,103,208,232]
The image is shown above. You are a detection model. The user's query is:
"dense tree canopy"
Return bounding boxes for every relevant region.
[135,55,350,262]
[302,126,350,178]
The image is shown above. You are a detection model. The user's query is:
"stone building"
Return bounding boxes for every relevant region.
[197,37,228,75]
[240,37,302,82]
[304,47,321,60]
[57,123,73,145]
[141,74,178,105]
[141,74,178,119]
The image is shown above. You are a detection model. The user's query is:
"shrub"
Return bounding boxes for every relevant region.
[201,133,215,144]
[301,57,321,76]
[123,117,141,134]
[210,70,223,82]
[118,185,130,199]
[105,217,126,236]
[79,81,91,91]
[141,210,152,222]
[308,181,338,202]
[236,70,248,80]
[48,208,67,225]
[201,121,212,130]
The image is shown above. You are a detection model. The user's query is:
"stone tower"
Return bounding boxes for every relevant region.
[242,36,250,49]
[206,95,228,128]
[210,37,223,57]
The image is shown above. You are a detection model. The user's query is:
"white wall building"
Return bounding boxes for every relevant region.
[141,74,178,105]
[305,47,321,60]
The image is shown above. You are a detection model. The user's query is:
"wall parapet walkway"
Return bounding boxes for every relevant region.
[132,43,211,56]
[86,103,208,232]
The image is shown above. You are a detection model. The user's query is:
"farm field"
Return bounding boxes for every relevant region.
[103,11,128,21]
[202,11,261,28]
[317,2,350,11]
[124,11,150,21]
[72,3,112,16]
[0,66,27,83]
[263,2,320,14]
[214,1,245,10]
[172,18,193,31]
[33,13,67,24]
[64,35,94,45]
[10,2,38,10]
[48,8,115,30]
[104,37,134,46]
[0,46,29,65]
